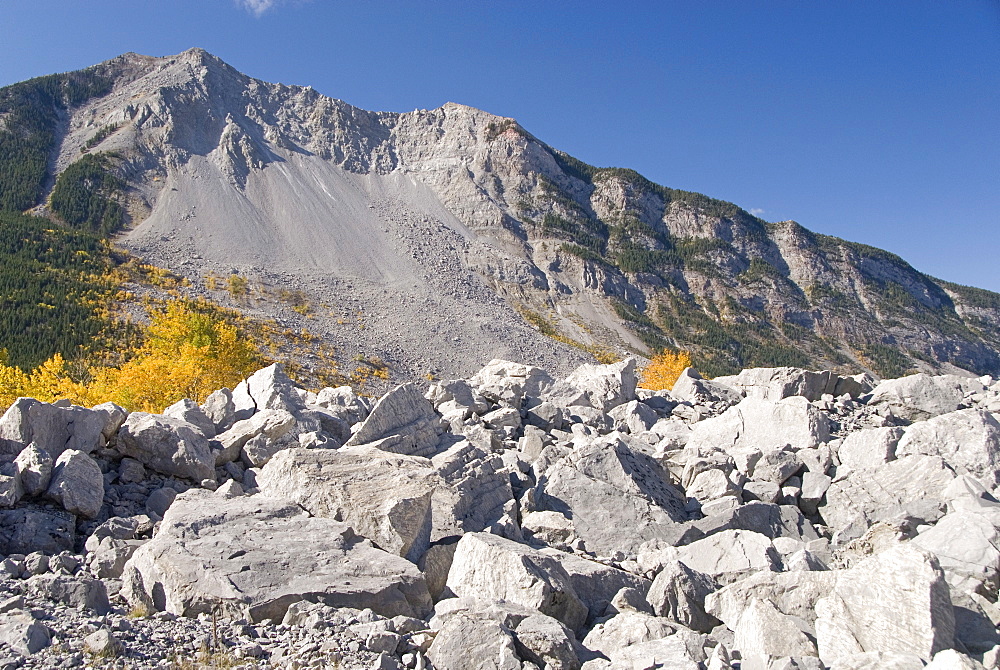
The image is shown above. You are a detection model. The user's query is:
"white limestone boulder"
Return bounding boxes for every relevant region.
[345,383,443,457]
[0,398,108,459]
[868,373,984,422]
[116,412,215,482]
[675,529,781,584]
[895,409,1000,486]
[258,446,438,562]
[45,449,103,519]
[121,490,432,622]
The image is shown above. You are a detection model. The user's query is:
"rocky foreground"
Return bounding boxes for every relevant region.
[0,360,998,669]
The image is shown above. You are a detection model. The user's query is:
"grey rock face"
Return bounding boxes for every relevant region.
[895,409,1000,486]
[646,560,720,633]
[734,597,818,660]
[163,398,217,438]
[345,383,443,457]
[231,363,304,416]
[671,367,743,407]
[675,529,781,585]
[427,609,523,670]
[45,449,104,519]
[447,532,588,632]
[116,412,215,481]
[0,613,50,655]
[868,373,984,422]
[535,434,688,556]
[13,443,52,496]
[538,548,652,623]
[714,367,842,402]
[909,510,1000,597]
[837,427,904,471]
[121,490,432,622]
[0,507,74,555]
[546,359,637,412]
[258,446,437,562]
[214,408,296,465]
[0,398,107,459]
[27,574,111,614]
[815,546,954,665]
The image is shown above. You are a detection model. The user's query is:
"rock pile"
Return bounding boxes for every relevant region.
[0,360,998,669]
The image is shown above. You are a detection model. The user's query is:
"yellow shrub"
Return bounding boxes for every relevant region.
[639,349,692,390]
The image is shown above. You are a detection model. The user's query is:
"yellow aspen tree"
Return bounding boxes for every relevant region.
[639,349,693,390]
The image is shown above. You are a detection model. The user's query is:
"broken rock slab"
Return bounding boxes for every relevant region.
[345,383,443,457]
[45,449,103,519]
[121,490,432,622]
[867,373,984,422]
[0,398,108,460]
[895,409,1000,487]
[815,546,954,665]
[258,446,438,563]
[116,412,215,482]
[446,532,588,632]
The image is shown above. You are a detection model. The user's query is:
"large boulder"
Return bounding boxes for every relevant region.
[705,569,839,630]
[837,427,905,471]
[910,510,1000,598]
[344,383,443,457]
[713,367,839,401]
[815,546,955,665]
[213,409,296,465]
[426,608,523,670]
[469,360,554,405]
[431,438,514,539]
[546,359,638,412]
[257,446,438,562]
[686,397,830,463]
[446,532,588,632]
[868,373,984,422]
[0,507,74,555]
[45,449,103,519]
[13,443,53,496]
[539,548,652,623]
[895,410,1000,486]
[121,490,432,622]
[671,367,743,407]
[231,363,305,417]
[116,412,215,481]
[0,398,108,460]
[646,559,720,633]
[675,529,781,584]
[821,455,956,537]
[534,434,688,556]
[734,597,818,660]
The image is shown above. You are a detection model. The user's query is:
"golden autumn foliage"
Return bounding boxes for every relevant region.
[0,300,266,412]
[639,349,693,390]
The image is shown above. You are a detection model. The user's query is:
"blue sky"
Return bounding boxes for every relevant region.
[3,1,998,291]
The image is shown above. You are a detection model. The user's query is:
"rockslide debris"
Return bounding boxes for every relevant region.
[0,360,998,669]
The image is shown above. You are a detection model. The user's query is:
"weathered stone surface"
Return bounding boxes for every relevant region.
[117,412,215,481]
[924,649,988,670]
[0,473,21,508]
[163,398,217,438]
[687,397,830,461]
[827,652,926,670]
[608,400,658,435]
[431,438,514,539]
[27,574,110,614]
[121,490,432,622]
[447,532,588,632]
[0,507,74,555]
[815,546,954,665]
[706,569,839,630]
[345,383,442,457]
[84,629,122,657]
[539,549,651,623]
[213,408,296,465]
[714,367,839,402]
[514,613,582,670]
[671,367,743,407]
[13,443,52,496]
[427,608,522,670]
[200,388,235,432]
[675,529,780,584]
[910,510,1000,597]
[582,611,705,669]
[470,359,554,405]
[836,427,904,471]
[258,446,437,562]
[45,449,103,519]
[895,409,1000,486]
[231,363,305,416]
[691,502,819,544]
[0,398,107,459]
[821,455,956,536]
[0,612,50,655]
[646,559,720,632]
[868,373,983,422]
[734,597,818,659]
[536,434,688,556]
[546,359,637,412]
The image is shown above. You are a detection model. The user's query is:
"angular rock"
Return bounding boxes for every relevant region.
[431,439,514,539]
[0,613,50,655]
[535,434,688,555]
[200,388,235,432]
[687,397,830,463]
[27,574,110,614]
[345,383,442,457]
[258,446,437,562]
[45,449,103,519]
[836,427,904,471]
[910,510,1000,597]
[608,400,658,435]
[0,474,21,508]
[539,548,651,623]
[924,650,988,670]
[447,532,588,632]
[671,368,743,407]
[427,609,522,670]
[815,546,954,665]
[675,529,781,584]
[117,412,215,481]
[706,570,839,630]
[895,409,1000,486]
[145,486,177,519]
[714,367,839,401]
[547,359,637,412]
[646,560,720,632]
[691,502,819,544]
[214,408,296,465]
[827,651,925,670]
[0,398,107,459]
[13,443,52,496]
[868,373,983,422]
[734,597,818,659]
[121,490,432,622]
[821,455,956,538]
[163,398,217,438]
[0,507,74,555]
[231,363,305,417]
[514,613,582,670]
[470,359,554,405]
[84,629,122,657]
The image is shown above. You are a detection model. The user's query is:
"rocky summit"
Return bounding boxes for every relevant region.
[3,48,1000,382]
[0,360,997,668]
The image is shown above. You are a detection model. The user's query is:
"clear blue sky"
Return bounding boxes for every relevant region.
[3,1,998,291]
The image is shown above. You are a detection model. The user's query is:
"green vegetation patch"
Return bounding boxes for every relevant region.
[50,153,125,235]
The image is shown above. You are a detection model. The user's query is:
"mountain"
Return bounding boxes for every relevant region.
[3,47,999,381]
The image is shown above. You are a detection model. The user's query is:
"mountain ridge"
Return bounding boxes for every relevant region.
[3,47,999,382]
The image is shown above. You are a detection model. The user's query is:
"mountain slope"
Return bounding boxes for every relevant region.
[4,48,999,380]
